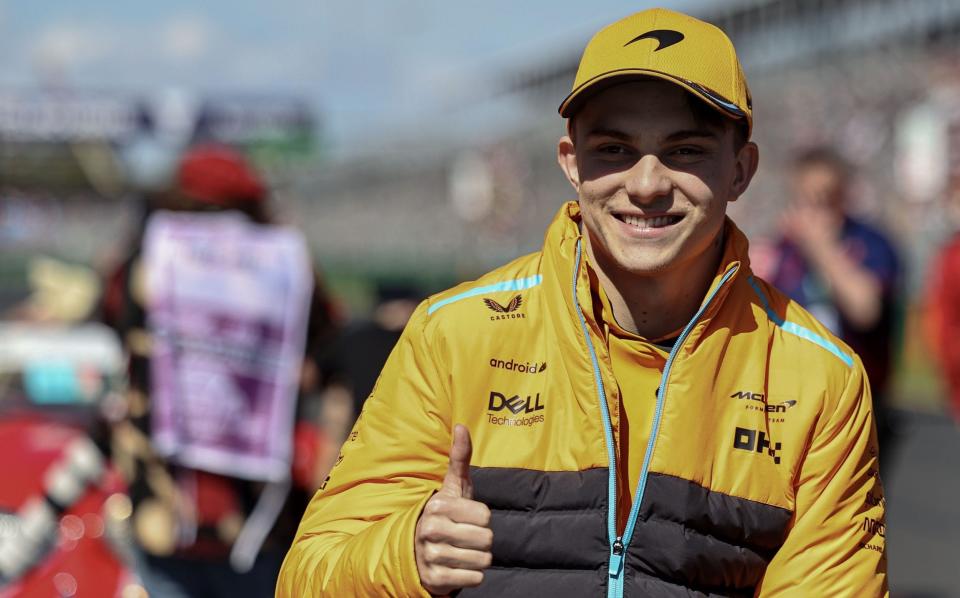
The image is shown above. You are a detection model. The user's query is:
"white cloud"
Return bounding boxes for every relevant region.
[32,22,114,79]
[22,15,225,88]
[160,15,214,62]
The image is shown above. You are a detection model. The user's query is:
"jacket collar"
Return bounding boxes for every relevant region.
[541,201,751,346]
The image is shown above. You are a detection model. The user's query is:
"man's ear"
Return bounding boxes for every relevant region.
[557,134,581,194]
[730,141,760,202]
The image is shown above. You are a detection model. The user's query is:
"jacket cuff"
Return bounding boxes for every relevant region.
[398,492,435,598]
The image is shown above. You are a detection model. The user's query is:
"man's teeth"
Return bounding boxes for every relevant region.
[622,215,677,228]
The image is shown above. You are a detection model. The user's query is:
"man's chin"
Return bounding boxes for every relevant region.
[610,253,677,277]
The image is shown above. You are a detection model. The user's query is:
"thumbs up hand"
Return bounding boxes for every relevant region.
[415,425,493,596]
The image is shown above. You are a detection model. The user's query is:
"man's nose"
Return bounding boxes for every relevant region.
[624,154,672,204]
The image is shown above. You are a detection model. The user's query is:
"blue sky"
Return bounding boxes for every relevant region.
[0,1,711,152]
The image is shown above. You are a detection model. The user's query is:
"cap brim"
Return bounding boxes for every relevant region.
[558,69,749,132]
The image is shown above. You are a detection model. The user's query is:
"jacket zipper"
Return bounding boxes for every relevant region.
[614,264,739,598]
[570,241,621,598]
[572,240,739,598]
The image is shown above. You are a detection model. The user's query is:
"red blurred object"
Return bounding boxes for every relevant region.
[291,421,323,490]
[924,232,960,423]
[177,144,265,206]
[0,416,139,598]
[0,324,141,597]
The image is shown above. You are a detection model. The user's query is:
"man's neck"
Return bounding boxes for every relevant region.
[584,230,725,339]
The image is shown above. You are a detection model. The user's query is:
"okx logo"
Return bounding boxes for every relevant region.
[487,391,545,427]
[733,426,782,465]
[483,295,526,321]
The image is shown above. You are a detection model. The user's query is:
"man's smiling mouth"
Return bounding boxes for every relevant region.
[615,214,684,229]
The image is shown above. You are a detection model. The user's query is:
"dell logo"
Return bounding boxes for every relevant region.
[488,391,544,415]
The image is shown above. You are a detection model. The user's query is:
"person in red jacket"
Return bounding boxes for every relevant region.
[924,175,960,423]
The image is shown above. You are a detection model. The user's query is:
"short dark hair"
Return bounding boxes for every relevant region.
[790,146,850,179]
[683,93,749,152]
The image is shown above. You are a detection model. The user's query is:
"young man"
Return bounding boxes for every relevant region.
[278,8,888,597]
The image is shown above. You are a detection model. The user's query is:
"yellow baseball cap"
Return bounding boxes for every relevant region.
[559,8,752,135]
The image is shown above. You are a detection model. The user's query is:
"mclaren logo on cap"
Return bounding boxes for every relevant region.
[625,29,685,51]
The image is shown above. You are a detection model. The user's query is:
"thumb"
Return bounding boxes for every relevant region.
[440,424,473,498]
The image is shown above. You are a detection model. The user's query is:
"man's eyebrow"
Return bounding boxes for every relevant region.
[663,129,720,142]
[583,127,633,141]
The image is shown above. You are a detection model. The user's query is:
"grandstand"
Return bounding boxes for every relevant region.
[4,0,959,299]
[291,0,960,294]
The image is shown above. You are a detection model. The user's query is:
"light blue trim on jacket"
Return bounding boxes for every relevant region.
[569,241,621,598]
[426,274,543,315]
[748,276,854,367]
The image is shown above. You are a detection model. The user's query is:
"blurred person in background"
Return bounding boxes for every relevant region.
[101,143,338,597]
[317,282,420,479]
[99,138,181,333]
[768,147,902,474]
[315,282,421,477]
[322,283,421,419]
[923,173,960,424]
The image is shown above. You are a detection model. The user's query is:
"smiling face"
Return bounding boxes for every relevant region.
[558,79,758,279]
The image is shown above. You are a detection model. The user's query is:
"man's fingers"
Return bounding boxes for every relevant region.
[444,524,493,551]
[418,518,494,551]
[423,494,491,528]
[440,424,473,498]
[445,502,492,530]
[417,425,489,594]
[423,544,493,570]
[419,567,484,595]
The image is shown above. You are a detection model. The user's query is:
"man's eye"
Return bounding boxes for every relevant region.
[597,145,629,155]
[672,146,705,156]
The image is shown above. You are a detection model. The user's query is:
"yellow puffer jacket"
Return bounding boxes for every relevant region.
[278,202,888,598]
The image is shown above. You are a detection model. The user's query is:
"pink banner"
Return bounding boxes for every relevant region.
[143,211,313,482]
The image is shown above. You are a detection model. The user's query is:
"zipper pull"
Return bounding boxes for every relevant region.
[609,537,625,578]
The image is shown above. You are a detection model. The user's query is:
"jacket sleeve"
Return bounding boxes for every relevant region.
[756,359,888,597]
[276,302,451,597]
